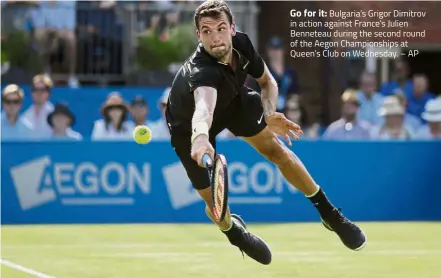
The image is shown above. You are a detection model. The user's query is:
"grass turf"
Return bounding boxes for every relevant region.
[2,222,440,278]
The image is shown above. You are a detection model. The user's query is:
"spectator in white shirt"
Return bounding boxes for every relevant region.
[92,92,133,141]
[370,96,414,140]
[323,90,371,140]
[22,74,54,139]
[415,98,441,140]
[392,92,422,132]
[356,71,385,127]
[46,103,82,141]
[149,88,171,141]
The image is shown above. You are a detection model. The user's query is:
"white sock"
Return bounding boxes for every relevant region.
[305,186,321,198]
[220,221,233,232]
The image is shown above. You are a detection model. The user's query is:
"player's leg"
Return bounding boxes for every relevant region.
[169,129,271,264]
[230,89,367,251]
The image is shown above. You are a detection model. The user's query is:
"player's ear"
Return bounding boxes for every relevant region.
[196,29,201,41]
[231,23,236,36]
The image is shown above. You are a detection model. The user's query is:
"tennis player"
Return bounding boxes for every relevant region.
[165,0,367,265]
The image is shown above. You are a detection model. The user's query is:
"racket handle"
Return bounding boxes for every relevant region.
[202,153,213,168]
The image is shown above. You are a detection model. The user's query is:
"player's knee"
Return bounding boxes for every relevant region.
[260,140,290,166]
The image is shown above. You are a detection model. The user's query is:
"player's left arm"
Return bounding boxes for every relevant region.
[255,62,303,140]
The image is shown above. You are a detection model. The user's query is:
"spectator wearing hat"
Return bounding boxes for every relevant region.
[47,103,82,141]
[91,92,133,141]
[415,98,441,140]
[22,74,55,139]
[1,84,34,141]
[323,90,370,140]
[392,92,422,132]
[130,95,149,127]
[356,71,385,127]
[370,96,414,140]
[149,87,171,141]
[406,74,435,122]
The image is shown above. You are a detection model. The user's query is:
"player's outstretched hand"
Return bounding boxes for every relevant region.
[191,134,215,168]
[265,112,303,146]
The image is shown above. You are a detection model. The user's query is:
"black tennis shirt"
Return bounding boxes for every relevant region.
[166,31,265,132]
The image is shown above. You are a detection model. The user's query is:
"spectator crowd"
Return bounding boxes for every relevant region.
[1,1,440,142]
[2,64,440,142]
[322,59,440,141]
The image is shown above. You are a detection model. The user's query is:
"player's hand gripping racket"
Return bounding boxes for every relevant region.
[202,153,229,223]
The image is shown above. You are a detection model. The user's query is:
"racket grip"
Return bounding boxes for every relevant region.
[202,153,213,168]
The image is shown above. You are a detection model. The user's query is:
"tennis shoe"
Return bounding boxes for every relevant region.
[223,214,272,265]
[321,208,367,251]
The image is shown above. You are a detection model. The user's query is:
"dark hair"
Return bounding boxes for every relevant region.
[283,95,309,126]
[194,0,233,30]
[104,106,128,132]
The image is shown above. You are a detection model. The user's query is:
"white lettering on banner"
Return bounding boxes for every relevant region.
[229,162,298,195]
[54,163,75,194]
[75,163,99,194]
[127,163,150,194]
[101,163,125,195]
[10,156,151,211]
[250,162,274,194]
[163,160,300,210]
[228,162,248,193]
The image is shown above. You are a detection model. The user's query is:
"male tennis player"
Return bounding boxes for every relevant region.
[165,0,367,265]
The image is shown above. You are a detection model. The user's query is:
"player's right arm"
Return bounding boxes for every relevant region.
[190,86,217,167]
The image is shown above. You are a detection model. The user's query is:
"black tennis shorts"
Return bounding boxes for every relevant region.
[166,89,266,190]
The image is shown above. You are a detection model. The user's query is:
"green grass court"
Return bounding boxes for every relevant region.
[2,222,440,278]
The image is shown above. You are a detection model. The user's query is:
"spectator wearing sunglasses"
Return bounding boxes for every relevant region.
[1,84,33,141]
[22,74,55,139]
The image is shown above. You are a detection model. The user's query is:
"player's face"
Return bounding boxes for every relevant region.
[197,13,235,60]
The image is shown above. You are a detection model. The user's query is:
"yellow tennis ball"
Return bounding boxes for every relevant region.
[133,125,152,144]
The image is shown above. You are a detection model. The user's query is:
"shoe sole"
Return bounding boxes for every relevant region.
[353,230,368,251]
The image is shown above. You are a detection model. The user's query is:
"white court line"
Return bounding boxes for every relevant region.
[4,241,441,249]
[277,250,441,256]
[0,258,55,278]
[88,249,441,258]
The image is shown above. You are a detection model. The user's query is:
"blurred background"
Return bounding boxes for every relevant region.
[1,1,440,277]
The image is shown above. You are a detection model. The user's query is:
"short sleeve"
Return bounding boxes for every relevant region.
[235,32,264,79]
[188,65,222,93]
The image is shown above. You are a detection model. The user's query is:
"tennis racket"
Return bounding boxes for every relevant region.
[202,153,229,223]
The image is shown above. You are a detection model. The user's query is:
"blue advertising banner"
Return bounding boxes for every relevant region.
[2,141,441,224]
